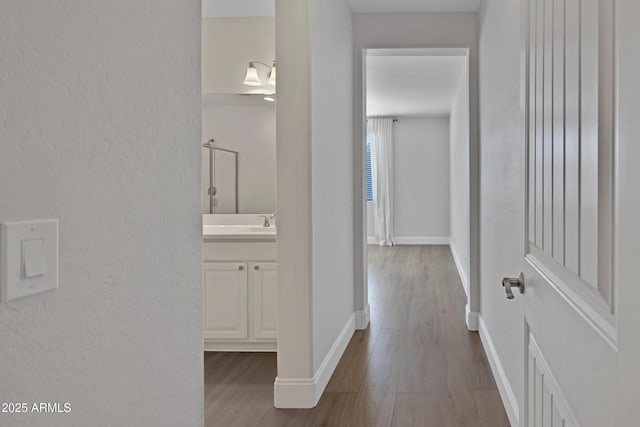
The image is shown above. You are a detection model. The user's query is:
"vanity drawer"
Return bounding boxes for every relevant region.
[203,241,276,262]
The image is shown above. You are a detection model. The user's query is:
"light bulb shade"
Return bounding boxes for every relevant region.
[268,65,276,86]
[243,63,262,86]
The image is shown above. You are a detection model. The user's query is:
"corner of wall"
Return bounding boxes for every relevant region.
[451,242,476,331]
[355,303,370,330]
[465,303,479,331]
[450,241,469,299]
[274,313,356,408]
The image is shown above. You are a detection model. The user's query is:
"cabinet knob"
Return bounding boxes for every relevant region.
[238,265,244,271]
[254,265,260,270]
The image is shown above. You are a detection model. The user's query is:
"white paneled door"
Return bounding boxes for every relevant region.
[517,0,617,425]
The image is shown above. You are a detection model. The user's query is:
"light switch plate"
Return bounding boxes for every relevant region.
[0,219,59,302]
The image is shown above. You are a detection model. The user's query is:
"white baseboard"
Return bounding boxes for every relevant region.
[354,304,370,330]
[367,236,450,245]
[465,304,479,331]
[274,313,356,408]
[450,242,469,300]
[395,236,450,245]
[478,315,519,427]
[450,244,475,331]
[273,377,316,408]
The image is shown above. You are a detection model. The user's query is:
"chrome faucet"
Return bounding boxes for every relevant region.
[259,213,276,228]
[259,215,271,227]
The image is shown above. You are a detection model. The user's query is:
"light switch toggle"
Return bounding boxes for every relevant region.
[22,239,46,279]
[1,219,58,302]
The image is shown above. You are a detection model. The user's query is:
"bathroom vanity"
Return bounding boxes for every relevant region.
[203,215,277,352]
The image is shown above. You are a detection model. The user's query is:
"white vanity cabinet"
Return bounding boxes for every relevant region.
[203,239,277,352]
[203,262,249,340]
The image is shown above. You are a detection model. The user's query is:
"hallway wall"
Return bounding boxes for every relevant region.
[477,0,525,423]
[366,117,450,243]
[310,0,355,375]
[0,1,203,426]
[274,0,314,401]
[449,58,471,295]
[275,0,355,408]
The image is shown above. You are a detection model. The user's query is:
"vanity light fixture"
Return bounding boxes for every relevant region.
[243,63,262,86]
[243,61,276,87]
[263,95,275,102]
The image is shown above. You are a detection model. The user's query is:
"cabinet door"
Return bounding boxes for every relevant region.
[250,262,277,340]
[203,262,248,340]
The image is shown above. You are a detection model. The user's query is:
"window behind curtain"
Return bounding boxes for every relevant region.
[365,136,373,201]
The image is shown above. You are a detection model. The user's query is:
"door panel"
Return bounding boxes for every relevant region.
[203,262,248,340]
[579,0,600,288]
[533,0,544,248]
[522,262,616,425]
[551,0,565,265]
[564,0,581,275]
[528,335,578,427]
[251,262,278,340]
[521,0,616,425]
[527,0,537,244]
[542,0,553,257]
[527,0,609,298]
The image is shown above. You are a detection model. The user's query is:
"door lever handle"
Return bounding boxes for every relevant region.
[502,273,525,299]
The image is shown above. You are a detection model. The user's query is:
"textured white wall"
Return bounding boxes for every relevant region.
[366,117,450,241]
[477,0,525,415]
[0,2,203,426]
[393,118,450,239]
[274,0,354,406]
[201,103,276,213]
[274,0,314,387]
[449,59,470,292]
[310,0,355,373]
[348,0,481,13]
[202,0,275,18]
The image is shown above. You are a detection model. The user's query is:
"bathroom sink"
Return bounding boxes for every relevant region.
[249,227,276,233]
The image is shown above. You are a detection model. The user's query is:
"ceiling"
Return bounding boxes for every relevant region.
[203,0,274,18]
[348,0,481,13]
[366,54,466,117]
[203,0,481,17]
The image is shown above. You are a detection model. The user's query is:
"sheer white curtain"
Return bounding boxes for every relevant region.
[368,118,395,246]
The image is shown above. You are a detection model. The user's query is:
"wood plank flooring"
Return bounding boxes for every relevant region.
[204,245,510,426]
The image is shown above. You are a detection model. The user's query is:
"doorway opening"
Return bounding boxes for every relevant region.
[201,2,278,424]
[361,48,473,328]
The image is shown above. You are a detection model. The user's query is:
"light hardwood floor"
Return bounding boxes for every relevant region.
[204,245,510,426]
